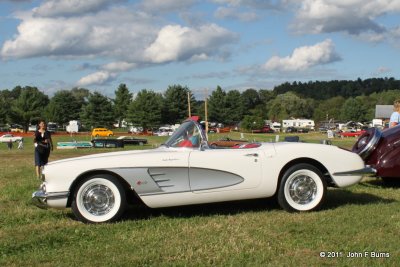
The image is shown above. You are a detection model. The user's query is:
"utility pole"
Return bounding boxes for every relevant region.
[204,89,208,138]
[187,91,191,117]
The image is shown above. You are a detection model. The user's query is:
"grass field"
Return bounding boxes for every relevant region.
[0,132,399,266]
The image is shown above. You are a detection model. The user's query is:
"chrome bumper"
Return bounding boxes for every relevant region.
[332,166,377,177]
[31,190,69,209]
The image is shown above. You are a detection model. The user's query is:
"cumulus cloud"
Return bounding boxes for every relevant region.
[144,24,238,63]
[101,61,137,72]
[264,39,341,72]
[33,0,123,17]
[139,0,197,13]
[77,71,116,86]
[291,0,400,37]
[214,7,259,21]
[1,7,158,60]
[211,0,284,10]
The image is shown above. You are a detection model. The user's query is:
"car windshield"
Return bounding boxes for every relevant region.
[164,120,204,148]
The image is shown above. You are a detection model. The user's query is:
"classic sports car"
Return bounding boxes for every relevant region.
[208,137,248,148]
[32,119,372,223]
[0,134,23,143]
[352,125,400,184]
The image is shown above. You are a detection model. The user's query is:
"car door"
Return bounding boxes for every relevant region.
[188,148,263,193]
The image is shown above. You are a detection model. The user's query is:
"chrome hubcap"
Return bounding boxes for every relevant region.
[82,184,114,216]
[289,175,317,204]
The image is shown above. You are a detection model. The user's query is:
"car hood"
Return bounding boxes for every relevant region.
[47,147,169,166]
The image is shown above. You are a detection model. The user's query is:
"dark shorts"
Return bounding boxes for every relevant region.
[34,148,50,167]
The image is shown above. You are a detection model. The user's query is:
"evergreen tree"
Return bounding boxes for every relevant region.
[225,90,243,125]
[208,86,226,123]
[9,86,49,132]
[127,89,163,130]
[45,90,83,125]
[162,85,194,124]
[114,84,132,127]
[80,92,114,129]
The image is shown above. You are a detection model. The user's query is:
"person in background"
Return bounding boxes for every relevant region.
[7,139,13,150]
[34,120,53,178]
[17,139,24,150]
[389,99,400,128]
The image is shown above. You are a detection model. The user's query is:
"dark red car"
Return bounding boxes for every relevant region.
[352,125,400,184]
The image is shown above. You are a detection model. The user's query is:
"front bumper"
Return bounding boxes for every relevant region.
[32,190,69,209]
[332,166,377,177]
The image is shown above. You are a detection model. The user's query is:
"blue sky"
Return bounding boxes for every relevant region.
[1,0,400,98]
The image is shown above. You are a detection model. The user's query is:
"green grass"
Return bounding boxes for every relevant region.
[0,133,399,266]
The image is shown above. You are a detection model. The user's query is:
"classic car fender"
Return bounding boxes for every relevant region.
[39,148,190,207]
[270,143,365,187]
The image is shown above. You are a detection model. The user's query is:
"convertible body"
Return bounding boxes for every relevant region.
[32,119,371,223]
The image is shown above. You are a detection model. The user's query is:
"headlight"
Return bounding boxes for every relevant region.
[352,128,382,160]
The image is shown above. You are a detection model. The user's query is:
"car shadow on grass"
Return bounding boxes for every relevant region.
[121,197,281,222]
[322,188,395,210]
[361,178,400,188]
[120,187,395,221]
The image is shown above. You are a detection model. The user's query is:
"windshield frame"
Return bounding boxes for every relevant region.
[164,120,207,148]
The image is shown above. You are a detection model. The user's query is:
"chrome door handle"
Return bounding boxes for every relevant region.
[245,153,258,157]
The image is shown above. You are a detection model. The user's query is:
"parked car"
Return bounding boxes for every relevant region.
[252,126,274,133]
[352,125,400,184]
[10,124,23,133]
[91,139,124,148]
[208,137,248,148]
[32,119,370,223]
[0,134,23,143]
[28,125,37,132]
[285,127,298,133]
[91,128,114,137]
[338,130,366,138]
[154,127,174,136]
[47,123,57,133]
[117,136,148,145]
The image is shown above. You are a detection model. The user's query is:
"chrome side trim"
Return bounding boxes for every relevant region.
[332,166,377,177]
[31,190,69,209]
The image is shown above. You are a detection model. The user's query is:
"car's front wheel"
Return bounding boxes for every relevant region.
[71,174,127,223]
[278,164,326,212]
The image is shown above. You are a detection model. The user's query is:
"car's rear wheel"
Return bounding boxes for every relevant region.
[278,164,326,212]
[71,174,127,223]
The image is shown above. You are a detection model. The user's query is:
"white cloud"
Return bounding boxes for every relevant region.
[291,0,400,36]
[101,61,137,72]
[77,71,115,86]
[33,0,122,17]
[144,24,238,63]
[1,7,158,60]
[140,0,197,13]
[211,0,283,9]
[214,7,259,21]
[264,39,341,72]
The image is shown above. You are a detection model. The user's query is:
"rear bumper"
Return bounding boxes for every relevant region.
[332,166,377,177]
[32,190,69,209]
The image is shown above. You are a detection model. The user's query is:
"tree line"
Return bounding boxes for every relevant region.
[0,78,399,132]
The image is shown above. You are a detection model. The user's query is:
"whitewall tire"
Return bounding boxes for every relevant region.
[278,164,326,212]
[72,174,126,223]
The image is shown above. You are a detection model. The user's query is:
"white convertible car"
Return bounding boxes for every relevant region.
[32,119,374,223]
[0,134,23,143]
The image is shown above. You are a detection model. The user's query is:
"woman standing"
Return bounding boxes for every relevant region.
[389,99,400,128]
[34,120,53,178]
